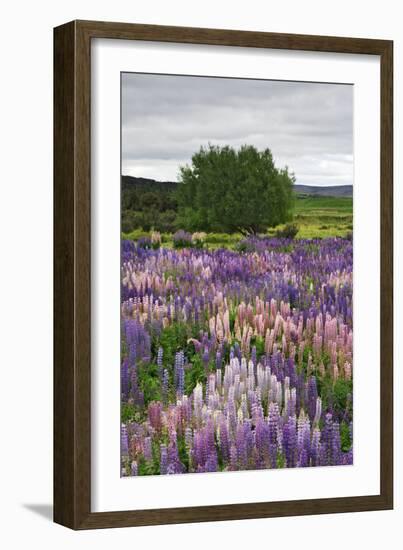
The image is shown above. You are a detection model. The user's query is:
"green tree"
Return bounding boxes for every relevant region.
[176,144,295,235]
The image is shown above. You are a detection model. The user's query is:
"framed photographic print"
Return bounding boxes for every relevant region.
[54,20,393,529]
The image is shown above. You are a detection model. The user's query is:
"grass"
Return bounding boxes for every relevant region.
[122,195,353,245]
[292,194,352,238]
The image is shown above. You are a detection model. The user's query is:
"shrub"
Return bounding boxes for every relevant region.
[151,231,161,249]
[158,210,177,233]
[191,232,206,248]
[137,236,152,249]
[173,230,192,248]
[275,223,299,239]
[204,233,234,244]
[236,236,268,253]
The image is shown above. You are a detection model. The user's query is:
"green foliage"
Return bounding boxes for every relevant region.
[137,362,162,407]
[236,239,254,253]
[333,378,353,415]
[138,456,160,476]
[340,421,352,452]
[184,354,207,395]
[158,210,178,233]
[204,233,237,245]
[122,195,353,242]
[277,452,286,468]
[177,435,190,471]
[172,230,193,248]
[121,176,178,233]
[275,222,299,239]
[251,336,265,359]
[157,323,191,367]
[121,403,137,423]
[176,144,295,235]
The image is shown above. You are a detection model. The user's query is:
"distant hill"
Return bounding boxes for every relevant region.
[122,176,352,198]
[122,175,177,193]
[294,184,352,197]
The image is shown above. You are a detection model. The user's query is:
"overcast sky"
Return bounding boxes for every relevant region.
[122,73,353,186]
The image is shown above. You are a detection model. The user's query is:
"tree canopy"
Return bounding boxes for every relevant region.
[176,144,295,235]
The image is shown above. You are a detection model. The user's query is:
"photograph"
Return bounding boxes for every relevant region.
[120,72,354,476]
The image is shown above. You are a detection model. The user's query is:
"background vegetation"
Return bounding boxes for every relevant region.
[121,145,352,241]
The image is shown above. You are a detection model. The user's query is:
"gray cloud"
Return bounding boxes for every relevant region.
[122,73,353,186]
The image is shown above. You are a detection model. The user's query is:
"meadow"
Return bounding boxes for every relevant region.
[122,195,353,246]
[293,195,353,238]
[121,229,353,476]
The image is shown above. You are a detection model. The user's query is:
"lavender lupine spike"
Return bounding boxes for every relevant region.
[283,415,297,467]
[121,358,130,399]
[176,364,185,397]
[160,444,168,475]
[251,346,257,367]
[215,350,222,370]
[121,424,129,461]
[313,396,322,426]
[311,427,321,466]
[143,436,153,462]
[157,346,164,378]
[322,413,334,466]
[174,351,184,387]
[218,420,230,463]
[307,376,318,422]
[268,402,280,468]
[332,421,342,465]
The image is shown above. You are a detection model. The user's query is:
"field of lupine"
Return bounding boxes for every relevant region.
[121,234,353,476]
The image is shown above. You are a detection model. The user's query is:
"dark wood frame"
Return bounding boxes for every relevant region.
[54,20,393,530]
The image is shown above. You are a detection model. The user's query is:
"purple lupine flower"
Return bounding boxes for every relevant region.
[218,420,230,463]
[177,365,185,397]
[215,350,222,370]
[157,346,164,378]
[310,427,321,466]
[235,423,248,470]
[297,413,311,466]
[205,450,218,472]
[298,448,309,468]
[167,432,185,474]
[322,413,334,466]
[174,351,184,386]
[251,346,257,366]
[202,349,210,373]
[332,422,342,465]
[121,424,129,460]
[143,436,153,462]
[283,415,297,468]
[313,396,322,426]
[121,238,353,476]
[124,319,151,365]
[307,376,318,422]
[230,444,238,471]
[255,418,270,465]
[160,444,168,475]
[173,230,192,248]
[131,461,138,476]
[148,402,163,431]
[121,358,130,399]
[268,402,280,468]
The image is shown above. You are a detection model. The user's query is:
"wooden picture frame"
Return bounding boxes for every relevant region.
[54,20,393,529]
